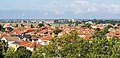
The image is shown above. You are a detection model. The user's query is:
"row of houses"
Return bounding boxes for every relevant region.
[1,23,119,51]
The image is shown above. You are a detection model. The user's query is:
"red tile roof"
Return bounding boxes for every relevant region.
[13,39,42,48]
[24,41,42,48]
[40,36,52,40]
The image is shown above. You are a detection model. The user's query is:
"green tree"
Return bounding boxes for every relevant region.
[74,21,80,26]
[91,26,110,39]
[30,24,34,28]
[95,28,100,31]
[47,24,51,26]
[38,23,44,27]
[0,24,5,32]
[87,35,120,58]
[4,48,15,58]
[54,20,59,23]
[0,40,8,58]
[21,24,24,27]
[13,46,32,58]
[107,25,113,29]
[31,30,81,58]
[31,44,60,58]
[118,23,120,26]
[15,24,18,27]
[82,23,91,28]
[53,29,62,35]
[59,38,91,58]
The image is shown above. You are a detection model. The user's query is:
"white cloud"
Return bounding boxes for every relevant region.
[70,0,98,14]
[55,11,65,15]
[35,0,120,15]
[70,0,120,14]
[43,12,48,15]
[109,4,120,13]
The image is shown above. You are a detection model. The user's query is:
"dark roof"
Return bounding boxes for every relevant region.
[13,41,20,44]
[10,34,32,39]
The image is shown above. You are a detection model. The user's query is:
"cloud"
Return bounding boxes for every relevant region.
[70,0,98,14]
[55,11,64,15]
[109,4,120,13]
[3,0,118,15]
[43,12,48,15]
[70,0,120,14]
[3,0,119,15]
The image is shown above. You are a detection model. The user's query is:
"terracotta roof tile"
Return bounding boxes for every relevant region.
[13,40,42,48]
[40,36,52,40]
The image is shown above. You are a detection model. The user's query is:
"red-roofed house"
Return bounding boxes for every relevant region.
[12,39,42,51]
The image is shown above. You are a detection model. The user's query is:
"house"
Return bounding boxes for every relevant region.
[85,21,93,24]
[12,39,42,51]
[1,35,19,47]
[37,36,52,45]
[91,24,97,29]
[3,23,13,32]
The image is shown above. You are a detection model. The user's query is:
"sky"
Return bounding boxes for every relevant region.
[0,0,120,19]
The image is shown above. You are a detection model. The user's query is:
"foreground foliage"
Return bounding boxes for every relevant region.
[4,46,32,58]
[0,40,8,58]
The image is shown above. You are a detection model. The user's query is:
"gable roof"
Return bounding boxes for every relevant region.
[39,36,52,40]
[12,39,42,48]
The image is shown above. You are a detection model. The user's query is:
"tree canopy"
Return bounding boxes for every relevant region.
[4,46,32,58]
[38,23,44,27]
[0,40,8,58]
[0,24,5,32]
[53,29,62,35]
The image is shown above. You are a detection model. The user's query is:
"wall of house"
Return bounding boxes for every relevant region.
[8,41,14,47]
[12,44,19,51]
[26,47,33,51]
[1,37,7,42]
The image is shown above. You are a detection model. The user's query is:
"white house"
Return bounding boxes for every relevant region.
[1,36,19,47]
